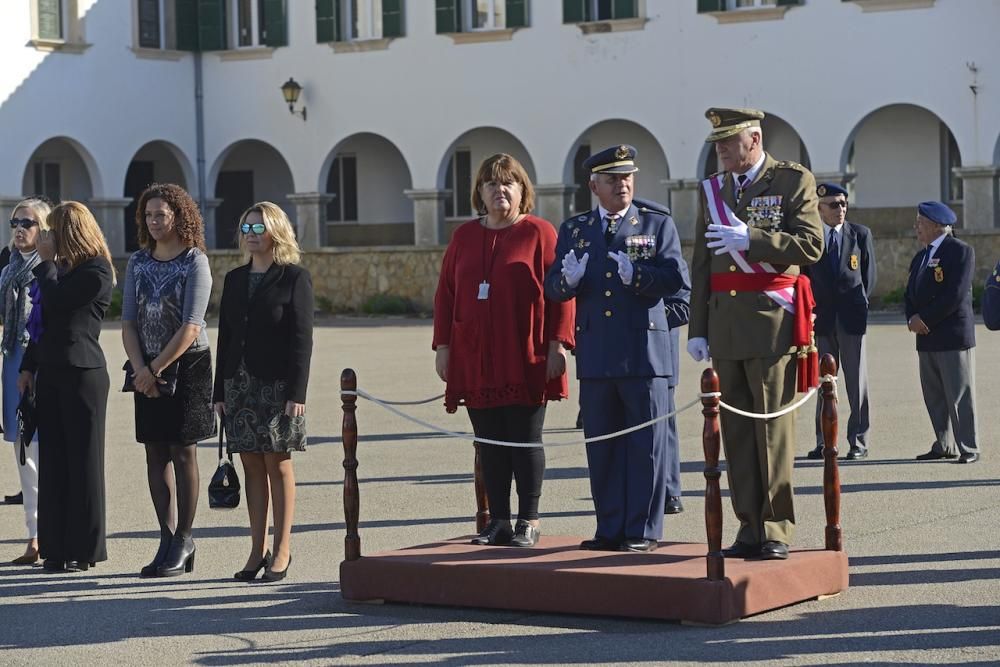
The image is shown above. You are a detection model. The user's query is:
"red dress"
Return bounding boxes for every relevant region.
[433,215,575,413]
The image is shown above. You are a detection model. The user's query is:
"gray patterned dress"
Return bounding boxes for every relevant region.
[224,273,307,453]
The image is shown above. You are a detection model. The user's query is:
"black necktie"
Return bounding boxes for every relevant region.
[827,232,839,269]
[918,247,932,276]
[735,174,748,203]
[604,213,619,246]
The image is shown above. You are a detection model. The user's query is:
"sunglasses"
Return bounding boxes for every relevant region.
[822,200,848,209]
[9,218,38,230]
[240,223,267,235]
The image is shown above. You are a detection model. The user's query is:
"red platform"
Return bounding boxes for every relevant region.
[340,535,850,625]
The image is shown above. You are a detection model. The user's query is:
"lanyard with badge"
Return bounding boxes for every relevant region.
[478,219,509,300]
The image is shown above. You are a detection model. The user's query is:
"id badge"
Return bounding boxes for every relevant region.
[478,281,490,300]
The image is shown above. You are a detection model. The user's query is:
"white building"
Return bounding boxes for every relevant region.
[1,0,998,254]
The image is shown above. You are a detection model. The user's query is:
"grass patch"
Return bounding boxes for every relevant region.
[360,293,416,316]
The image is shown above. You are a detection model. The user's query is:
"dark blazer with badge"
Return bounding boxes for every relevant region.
[689,153,824,359]
[213,262,314,403]
[805,222,877,336]
[904,234,975,352]
[544,202,688,379]
[983,259,1000,331]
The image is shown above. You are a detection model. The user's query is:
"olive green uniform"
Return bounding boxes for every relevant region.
[689,152,823,545]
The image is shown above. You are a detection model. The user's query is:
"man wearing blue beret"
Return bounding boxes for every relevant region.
[803,183,876,460]
[544,145,689,552]
[905,202,980,464]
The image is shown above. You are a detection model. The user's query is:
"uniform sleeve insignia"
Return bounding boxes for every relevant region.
[615,145,630,160]
[850,254,859,270]
[934,266,944,283]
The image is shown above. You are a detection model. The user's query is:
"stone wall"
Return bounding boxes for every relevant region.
[113,230,998,315]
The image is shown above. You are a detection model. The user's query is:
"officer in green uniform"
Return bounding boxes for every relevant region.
[687,108,823,560]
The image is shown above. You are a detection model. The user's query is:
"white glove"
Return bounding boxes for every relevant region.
[607,251,634,285]
[561,250,589,288]
[705,222,750,255]
[687,337,711,362]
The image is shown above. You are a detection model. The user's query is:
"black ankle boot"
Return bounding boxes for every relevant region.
[140,531,174,578]
[471,519,513,546]
[157,534,196,577]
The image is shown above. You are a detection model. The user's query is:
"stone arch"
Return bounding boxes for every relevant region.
[123,140,195,251]
[20,136,101,203]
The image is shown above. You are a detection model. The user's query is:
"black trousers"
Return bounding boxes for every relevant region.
[467,405,546,521]
[36,365,110,563]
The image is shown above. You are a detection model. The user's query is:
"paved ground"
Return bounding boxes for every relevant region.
[1,315,998,665]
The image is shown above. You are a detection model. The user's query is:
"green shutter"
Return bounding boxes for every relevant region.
[697,0,727,11]
[506,0,528,27]
[563,0,586,23]
[612,0,636,18]
[435,0,459,33]
[262,0,287,46]
[776,0,803,5]
[197,0,226,50]
[382,0,404,37]
[175,0,199,50]
[138,0,161,48]
[37,0,63,39]
[316,0,335,42]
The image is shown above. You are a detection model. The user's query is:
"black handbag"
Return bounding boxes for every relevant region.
[17,391,36,466]
[208,424,241,509]
[122,359,179,397]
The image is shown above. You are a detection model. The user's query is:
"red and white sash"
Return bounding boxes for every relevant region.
[702,175,795,313]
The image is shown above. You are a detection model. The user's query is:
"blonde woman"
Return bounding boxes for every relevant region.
[1,197,51,564]
[213,202,313,582]
[16,202,115,573]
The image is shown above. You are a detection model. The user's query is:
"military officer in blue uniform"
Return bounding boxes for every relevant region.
[544,145,689,552]
[803,183,877,460]
[905,202,980,464]
[983,258,1000,331]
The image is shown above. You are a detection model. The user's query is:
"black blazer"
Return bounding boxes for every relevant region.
[904,234,975,352]
[213,262,313,403]
[983,259,1000,331]
[20,257,113,372]
[805,221,877,336]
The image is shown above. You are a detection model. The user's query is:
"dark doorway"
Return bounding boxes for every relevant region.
[215,171,254,249]
[124,161,155,252]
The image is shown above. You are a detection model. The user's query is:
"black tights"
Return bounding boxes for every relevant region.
[144,443,199,539]
[467,405,546,522]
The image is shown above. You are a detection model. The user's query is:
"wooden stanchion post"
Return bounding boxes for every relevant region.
[820,354,843,552]
[701,368,725,581]
[341,369,361,561]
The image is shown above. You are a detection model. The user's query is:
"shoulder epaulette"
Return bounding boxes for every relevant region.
[633,197,671,216]
[775,160,807,172]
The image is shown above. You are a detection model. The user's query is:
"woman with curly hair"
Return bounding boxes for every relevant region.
[214,202,312,582]
[122,183,215,578]
[16,202,115,572]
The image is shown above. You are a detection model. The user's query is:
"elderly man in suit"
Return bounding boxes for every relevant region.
[804,183,876,460]
[545,145,689,553]
[688,108,823,561]
[905,202,980,464]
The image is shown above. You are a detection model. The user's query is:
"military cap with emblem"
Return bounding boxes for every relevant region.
[817,183,848,198]
[583,144,639,174]
[917,201,957,226]
[704,107,765,143]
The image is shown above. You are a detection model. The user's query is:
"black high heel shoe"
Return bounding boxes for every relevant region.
[234,551,272,581]
[157,534,196,577]
[140,532,173,578]
[261,555,292,583]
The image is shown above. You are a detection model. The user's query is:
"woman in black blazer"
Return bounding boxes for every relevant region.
[213,202,313,582]
[18,202,115,573]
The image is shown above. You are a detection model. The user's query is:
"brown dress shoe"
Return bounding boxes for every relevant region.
[12,548,39,565]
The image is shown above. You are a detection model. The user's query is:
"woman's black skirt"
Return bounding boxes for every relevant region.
[134,349,217,445]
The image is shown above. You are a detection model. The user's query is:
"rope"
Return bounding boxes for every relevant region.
[340,373,837,448]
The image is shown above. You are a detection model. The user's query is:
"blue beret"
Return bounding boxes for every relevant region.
[583,144,639,174]
[918,201,957,226]
[817,183,848,198]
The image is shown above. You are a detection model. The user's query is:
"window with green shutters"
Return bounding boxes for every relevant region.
[436,0,528,32]
[138,0,162,48]
[698,0,802,11]
[317,0,405,43]
[37,0,64,40]
[563,0,637,22]
[176,0,290,51]
[260,0,287,46]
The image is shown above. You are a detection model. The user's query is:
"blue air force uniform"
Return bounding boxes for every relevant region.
[983,259,1000,331]
[543,146,689,546]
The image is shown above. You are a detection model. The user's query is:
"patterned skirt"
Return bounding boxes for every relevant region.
[223,359,306,454]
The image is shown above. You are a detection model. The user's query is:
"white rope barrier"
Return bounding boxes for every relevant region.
[341,372,837,449]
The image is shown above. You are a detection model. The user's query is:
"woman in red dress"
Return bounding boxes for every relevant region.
[433,153,574,547]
